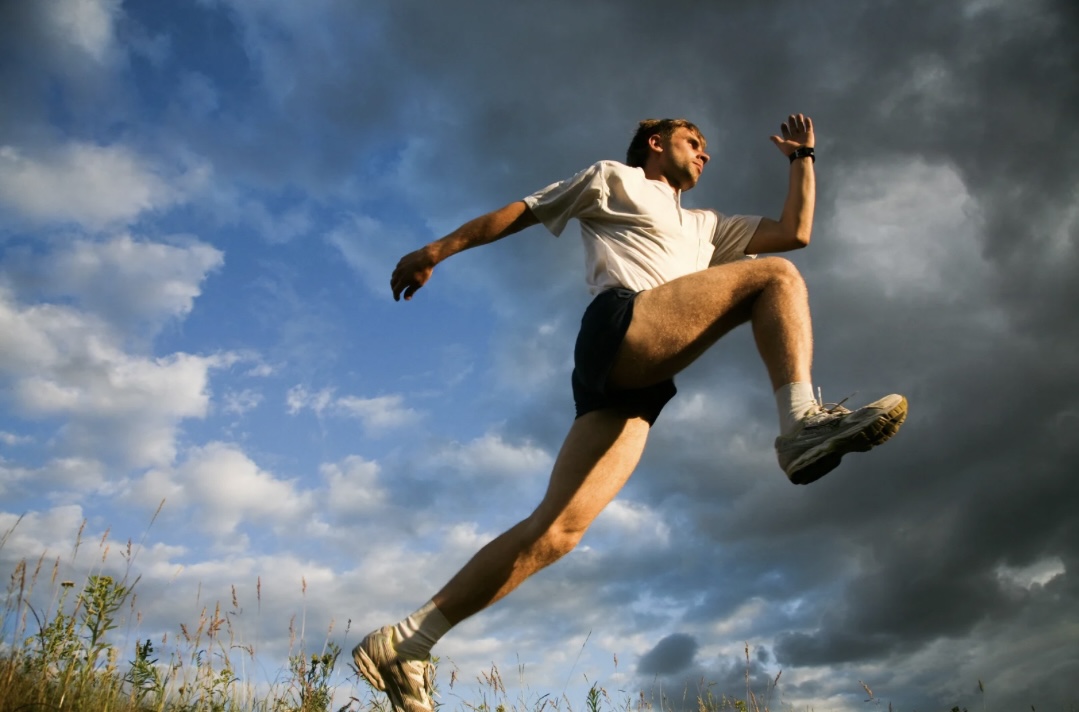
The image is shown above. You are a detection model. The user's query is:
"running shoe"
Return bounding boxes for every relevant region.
[353,626,435,712]
[775,394,907,484]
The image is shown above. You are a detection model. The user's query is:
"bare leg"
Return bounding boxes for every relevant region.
[610,255,906,484]
[431,258,813,625]
[432,410,650,624]
[354,256,900,712]
[611,257,812,391]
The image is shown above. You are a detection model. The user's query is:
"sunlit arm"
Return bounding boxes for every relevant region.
[430,201,537,263]
[391,200,539,301]
[745,157,816,254]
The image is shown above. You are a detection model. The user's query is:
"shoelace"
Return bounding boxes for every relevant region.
[817,387,854,414]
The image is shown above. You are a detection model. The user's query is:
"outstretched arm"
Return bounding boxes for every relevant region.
[745,113,816,254]
[391,200,539,301]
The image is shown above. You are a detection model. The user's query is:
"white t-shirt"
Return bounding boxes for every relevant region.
[523,160,761,294]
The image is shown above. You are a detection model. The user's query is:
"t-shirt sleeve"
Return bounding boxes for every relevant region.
[522,162,608,237]
[709,212,762,265]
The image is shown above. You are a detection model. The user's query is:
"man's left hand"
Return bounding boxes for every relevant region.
[769,114,815,156]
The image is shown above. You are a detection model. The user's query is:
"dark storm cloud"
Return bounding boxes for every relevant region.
[204,0,1079,703]
[328,1,1079,706]
[7,0,1073,707]
[0,1,122,143]
[638,633,699,675]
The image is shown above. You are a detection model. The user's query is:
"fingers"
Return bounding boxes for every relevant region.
[391,273,418,301]
[390,265,410,301]
[390,255,432,301]
[392,280,421,301]
[771,114,814,155]
[391,265,403,301]
[781,114,814,135]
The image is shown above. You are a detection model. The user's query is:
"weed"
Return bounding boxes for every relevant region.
[8,514,1058,712]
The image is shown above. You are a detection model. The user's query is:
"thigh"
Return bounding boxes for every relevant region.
[610,257,799,389]
[530,410,651,536]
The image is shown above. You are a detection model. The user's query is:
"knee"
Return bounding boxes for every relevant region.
[759,257,806,287]
[529,521,584,566]
[759,256,801,277]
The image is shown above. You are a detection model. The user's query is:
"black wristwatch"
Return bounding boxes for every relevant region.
[789,146,815,163]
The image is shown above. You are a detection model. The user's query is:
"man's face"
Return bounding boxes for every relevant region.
[658,127,710,190]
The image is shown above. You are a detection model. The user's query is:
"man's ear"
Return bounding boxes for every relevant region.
[647,133,665,155]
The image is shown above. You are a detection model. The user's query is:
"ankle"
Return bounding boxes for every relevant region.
[392,601,453,660]
[775,382,817,435]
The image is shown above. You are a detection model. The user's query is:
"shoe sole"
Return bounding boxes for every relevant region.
[788,396,908,485]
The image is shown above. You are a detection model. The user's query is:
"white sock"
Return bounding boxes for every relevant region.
[775,382,818,436]
[391,600,453,661]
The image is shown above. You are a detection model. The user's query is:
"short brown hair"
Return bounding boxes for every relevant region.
[625,119,705,168]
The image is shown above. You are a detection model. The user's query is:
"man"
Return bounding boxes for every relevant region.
[354,115,907,712]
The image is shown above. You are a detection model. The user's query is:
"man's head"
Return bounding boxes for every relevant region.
[626,119,710,190]
[625,119,706,168]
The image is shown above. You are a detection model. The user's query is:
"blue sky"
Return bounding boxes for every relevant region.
[2,1,1078,710]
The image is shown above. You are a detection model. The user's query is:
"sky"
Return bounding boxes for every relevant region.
[1,0,1077,710]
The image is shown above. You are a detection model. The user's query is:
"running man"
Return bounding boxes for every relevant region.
[354,114,907,712]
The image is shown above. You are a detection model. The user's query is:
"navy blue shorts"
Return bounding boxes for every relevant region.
[572,288,677,425]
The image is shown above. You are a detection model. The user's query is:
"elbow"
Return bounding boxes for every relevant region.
[775,216,811,250]
[789,230,811,249]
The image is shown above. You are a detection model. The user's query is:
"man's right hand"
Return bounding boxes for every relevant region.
[389,201,538,302]
[391,246,437,301]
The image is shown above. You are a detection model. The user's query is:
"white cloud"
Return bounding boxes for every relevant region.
[222,388,264,415]
[44,0,122,65]
[0,431,33,446]
[209,0,343,105]
[130,442,313,537]
[0,236,230,468]
[591,499,672,549]
[286,385,334,416]
[321,455,385,514]
[33,235,225,330]
[0,457,106,499]
[432,432,553,481]
[252,203,313,244]
[0,460,34,499]
[0,297,232,468]
[286,386,420,433]
[14,351,226,469]
[827,159,987,299]
[0,504,88,562]
[246,363,276,378]
[492,318,573,394]
[336,394,419,431]
[996,556,1066,589]
[326,214,414,298]
[0,142,199,228]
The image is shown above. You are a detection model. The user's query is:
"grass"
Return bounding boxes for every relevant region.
[1,506,358,712]
[6,510,1049,712]
[1,541,769,712]
[0,508,778,712]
